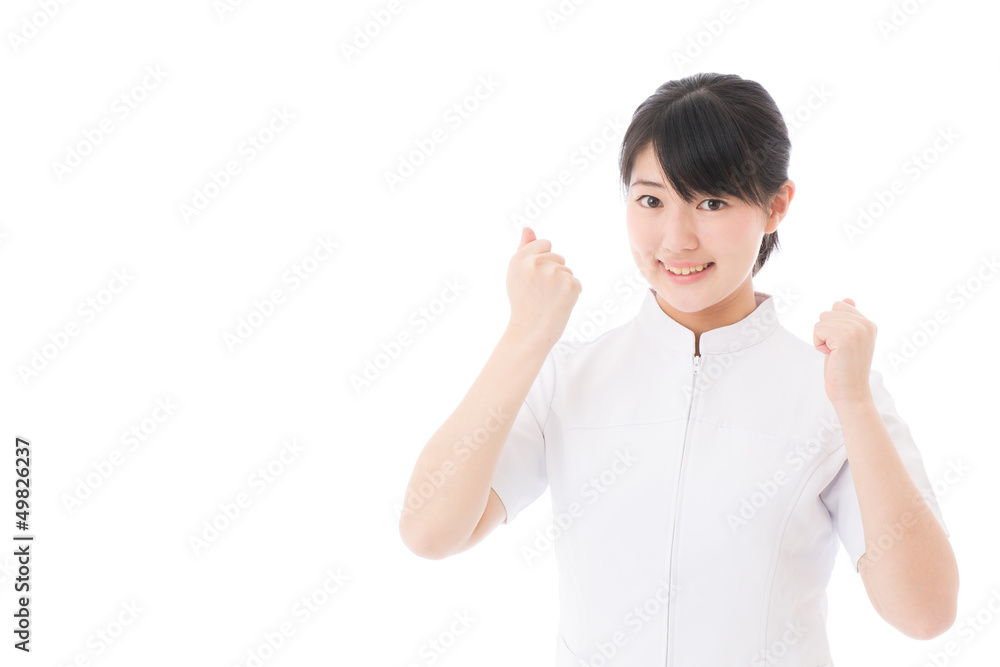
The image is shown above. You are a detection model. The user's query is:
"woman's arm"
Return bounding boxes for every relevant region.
[837,395,959,640]
[813,297,959,639]
[398,326,551,559]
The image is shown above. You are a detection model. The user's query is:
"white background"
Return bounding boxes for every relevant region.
[1,0,997,665]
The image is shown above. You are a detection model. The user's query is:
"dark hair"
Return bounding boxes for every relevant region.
[618,73,790,277]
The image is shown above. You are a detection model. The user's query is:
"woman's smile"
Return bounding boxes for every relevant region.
[662,260,715,283]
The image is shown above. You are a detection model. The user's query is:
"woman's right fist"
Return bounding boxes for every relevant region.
[506,226,582,347]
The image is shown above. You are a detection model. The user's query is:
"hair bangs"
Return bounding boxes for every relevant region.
[650,90,763,207]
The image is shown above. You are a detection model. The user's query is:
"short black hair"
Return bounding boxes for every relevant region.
[619,73,790,277]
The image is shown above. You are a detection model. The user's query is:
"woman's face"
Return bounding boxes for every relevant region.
[625,143,787,315]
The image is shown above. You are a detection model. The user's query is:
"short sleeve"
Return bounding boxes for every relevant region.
[820,368,950,573]
[489,343,559,525]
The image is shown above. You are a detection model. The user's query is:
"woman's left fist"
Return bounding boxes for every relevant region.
[813,297,876,406]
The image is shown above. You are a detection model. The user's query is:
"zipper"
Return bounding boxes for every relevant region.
[665,352,701,666]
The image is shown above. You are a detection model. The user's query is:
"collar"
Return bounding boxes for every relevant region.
[636,286,780,355]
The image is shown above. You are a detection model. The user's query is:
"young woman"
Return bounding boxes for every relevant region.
[399,73,958,666]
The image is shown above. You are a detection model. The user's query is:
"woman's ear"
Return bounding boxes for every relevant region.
[765,179,795,231]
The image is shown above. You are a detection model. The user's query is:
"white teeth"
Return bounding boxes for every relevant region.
[665,262,711,275]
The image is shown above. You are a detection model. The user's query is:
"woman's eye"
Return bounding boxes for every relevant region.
[699,199,726,211]
[637,195,661,208]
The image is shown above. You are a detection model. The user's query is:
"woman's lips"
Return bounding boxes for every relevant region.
[662,261,714,283]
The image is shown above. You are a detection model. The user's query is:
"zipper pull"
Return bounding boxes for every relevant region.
[693,354,701,374]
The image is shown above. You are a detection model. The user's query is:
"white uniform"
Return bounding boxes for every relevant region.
[490,287,949,667]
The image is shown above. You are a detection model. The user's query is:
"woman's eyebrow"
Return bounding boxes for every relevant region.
[630,178,665,189]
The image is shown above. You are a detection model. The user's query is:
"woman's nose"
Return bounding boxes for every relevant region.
[658,215,698,251]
